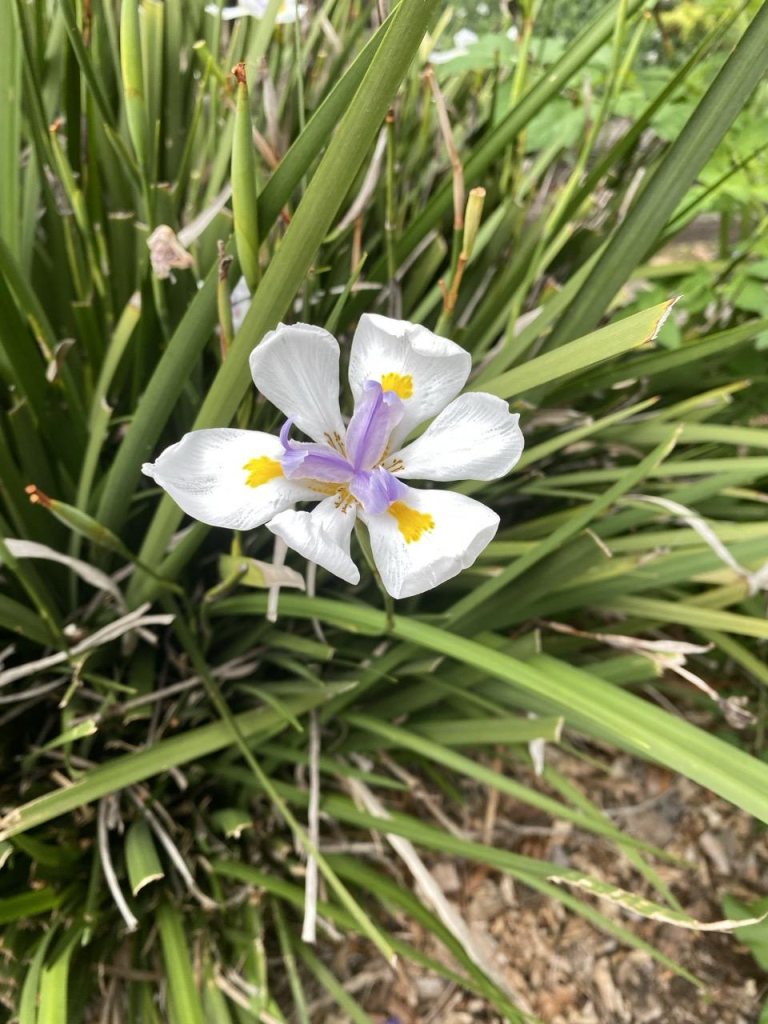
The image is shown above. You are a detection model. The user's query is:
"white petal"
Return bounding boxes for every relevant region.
[275,0,306,20]
[230,276,252,333]
[348,314,471,445]
[142,429,317,531]
[390,393,524,481]
[249,323,346,444]
[361,485,498,599]
[205,3,251,19]
[267,497,360,585]
[428,48,464,64]
[453,28,478,47]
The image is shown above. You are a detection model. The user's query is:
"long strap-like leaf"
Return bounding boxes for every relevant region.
[209,593,768,826]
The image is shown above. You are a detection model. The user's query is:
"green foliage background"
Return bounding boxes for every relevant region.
[1,0,768,1019]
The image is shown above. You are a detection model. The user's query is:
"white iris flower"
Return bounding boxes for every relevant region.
[142,315,524,599]
[204,0,307,23]
[428,28,479,65]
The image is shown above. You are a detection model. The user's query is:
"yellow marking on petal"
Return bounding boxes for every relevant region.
[389,501,435,543]
[243,457,283,488]
[381,372,413,400]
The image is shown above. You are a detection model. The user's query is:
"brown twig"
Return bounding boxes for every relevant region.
[424,66,464,232]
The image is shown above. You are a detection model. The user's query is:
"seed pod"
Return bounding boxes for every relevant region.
[125,819,165,895]
[25,486,133,559]
[231,63,261,293]
[462,186,486,262]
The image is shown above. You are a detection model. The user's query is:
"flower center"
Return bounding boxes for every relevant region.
[388,502,435,543]
[243,456,283,488]
[276,381,412,516]
[381,372,413,400]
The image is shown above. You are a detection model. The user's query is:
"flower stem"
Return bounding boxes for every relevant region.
[354,520,394,631]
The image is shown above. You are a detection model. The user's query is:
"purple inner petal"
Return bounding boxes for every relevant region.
[277,389,407,505]
[279,416,296,449]
[282,448,353,482]
[279,418,353,482]
[349,469,407,515]
[346,380,404,471]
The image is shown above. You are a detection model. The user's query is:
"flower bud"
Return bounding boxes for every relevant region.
[462,187,486,260]
[232,63,261,293]
[25,486,132,558]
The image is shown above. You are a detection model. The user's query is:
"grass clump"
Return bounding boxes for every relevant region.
[1,0,768,1019]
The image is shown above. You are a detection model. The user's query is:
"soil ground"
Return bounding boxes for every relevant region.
[312,744,768,1024]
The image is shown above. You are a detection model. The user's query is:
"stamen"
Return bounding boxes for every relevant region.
[334,432,347,457]
[333,486,356,512]
[389,502,435,543]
